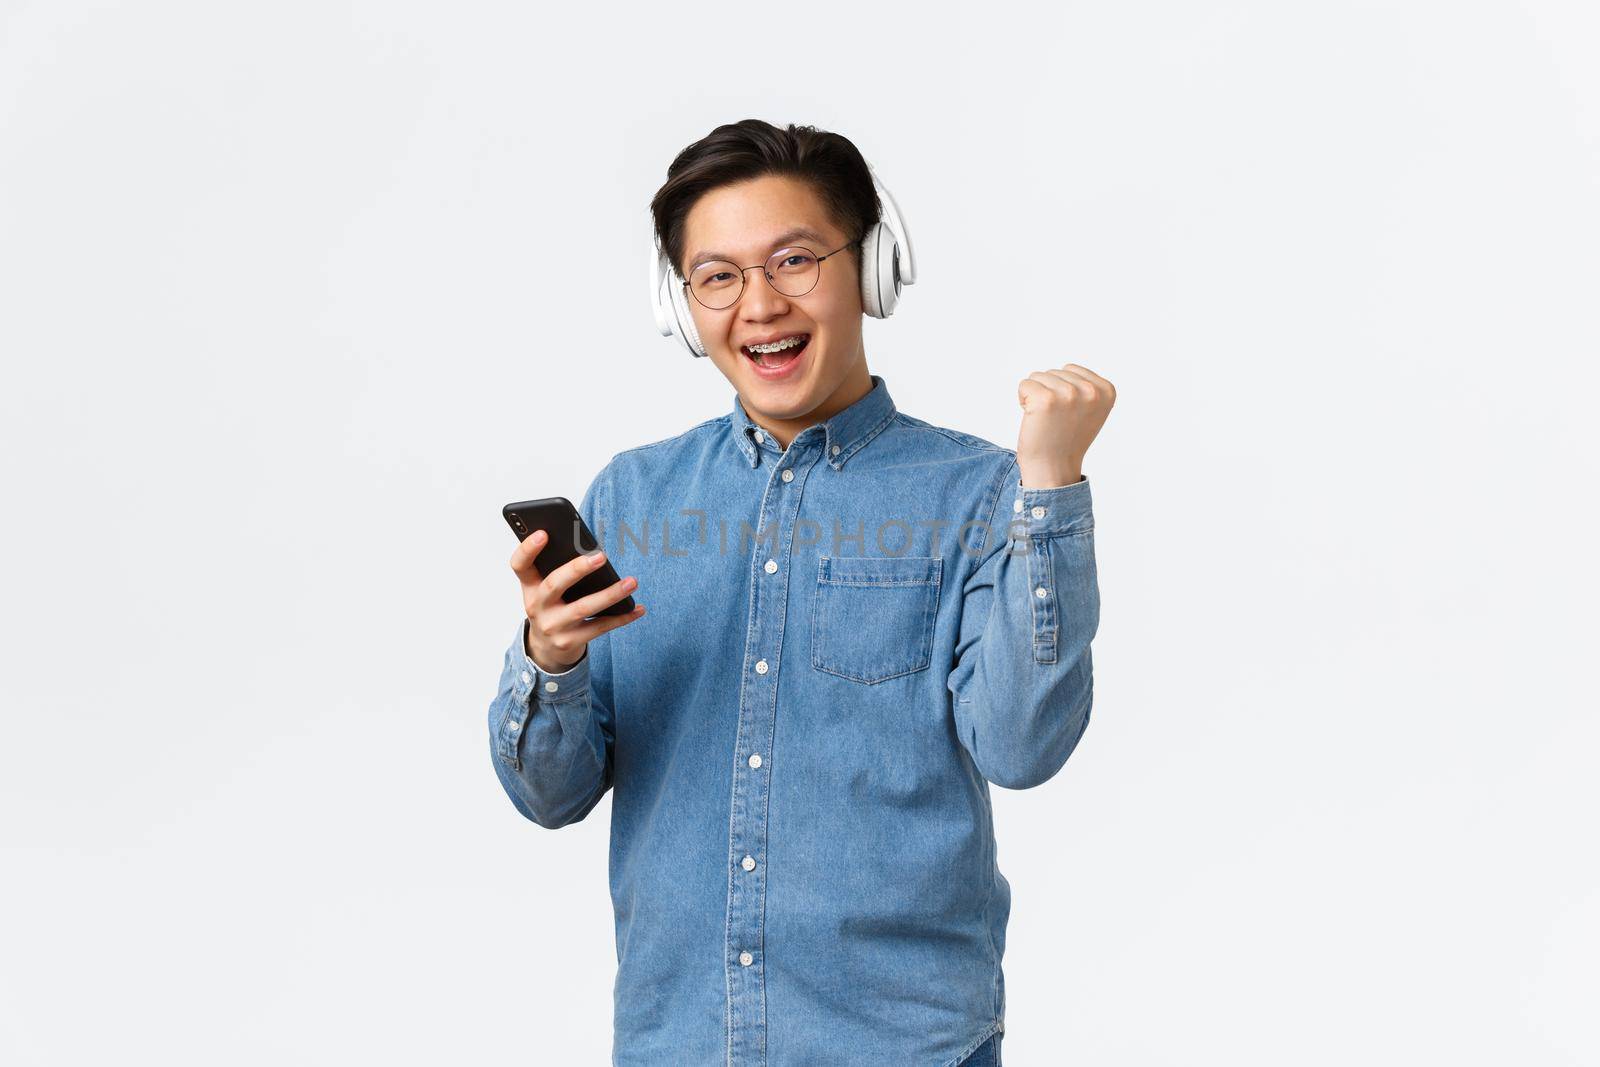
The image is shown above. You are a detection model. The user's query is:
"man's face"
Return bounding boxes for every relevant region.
[680,174,866,427]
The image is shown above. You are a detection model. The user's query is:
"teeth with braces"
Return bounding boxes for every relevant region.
[747,335,807,354]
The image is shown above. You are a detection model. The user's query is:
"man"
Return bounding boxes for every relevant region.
[487,119,1114,1066]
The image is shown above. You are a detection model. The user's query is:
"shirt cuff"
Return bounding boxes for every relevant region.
[1008,474,1094,539]
[512,619,591,702]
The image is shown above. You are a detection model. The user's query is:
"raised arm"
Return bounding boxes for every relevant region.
[948,460,1099,789]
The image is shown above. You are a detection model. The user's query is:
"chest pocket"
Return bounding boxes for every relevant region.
[810,555,943,684]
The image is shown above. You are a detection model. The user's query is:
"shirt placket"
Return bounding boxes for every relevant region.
[726,431,814,1064]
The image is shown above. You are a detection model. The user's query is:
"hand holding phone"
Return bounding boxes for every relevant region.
[505,497,646,673]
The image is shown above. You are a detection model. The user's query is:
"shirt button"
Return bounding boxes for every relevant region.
[739,951,753,966]
[755,659,769,675]
[520,670,532,685]
[1031,505,1046,519]
[1035,586,1048,598]
[741,855,756,871]
[545,680,559,692]
[780,468,794,482]
[764,559,778,574]
[830,445,840,456]
[1012,499,1023,513]
[748,753,762,768]
[753,430,764,443]
[508,720,520,731]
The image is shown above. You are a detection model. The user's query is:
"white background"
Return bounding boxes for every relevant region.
[3,2,1596,1063]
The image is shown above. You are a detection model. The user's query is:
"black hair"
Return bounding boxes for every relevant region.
[649,119,881,278]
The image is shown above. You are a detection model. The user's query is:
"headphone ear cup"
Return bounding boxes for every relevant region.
[877,221,902,319]
[666,269,709,357]
[858,223,883,318]
[859,221,901,319]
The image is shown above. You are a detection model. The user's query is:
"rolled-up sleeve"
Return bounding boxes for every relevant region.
[947,456,1100,790]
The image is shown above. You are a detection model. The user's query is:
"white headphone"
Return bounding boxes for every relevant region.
[649,162,917,359]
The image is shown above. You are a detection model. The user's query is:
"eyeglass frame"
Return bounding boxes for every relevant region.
[682,239,860,311]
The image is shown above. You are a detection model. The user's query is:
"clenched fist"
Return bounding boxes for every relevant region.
[1015,363,1116,488]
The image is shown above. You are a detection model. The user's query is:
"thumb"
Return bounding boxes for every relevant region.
[1017,378,1049,412]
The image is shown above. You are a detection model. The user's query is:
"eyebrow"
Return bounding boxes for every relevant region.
[687,227,834,270]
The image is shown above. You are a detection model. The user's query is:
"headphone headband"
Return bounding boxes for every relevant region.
[866,163,915,285]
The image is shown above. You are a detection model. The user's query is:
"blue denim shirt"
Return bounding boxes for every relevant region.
[487,374,1098,1066]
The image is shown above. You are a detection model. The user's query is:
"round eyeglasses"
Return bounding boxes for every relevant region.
[685,240,858,311]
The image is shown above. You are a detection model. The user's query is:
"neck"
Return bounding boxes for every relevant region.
[747,358,873,450]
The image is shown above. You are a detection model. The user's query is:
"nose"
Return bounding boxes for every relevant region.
[738,265,791,320]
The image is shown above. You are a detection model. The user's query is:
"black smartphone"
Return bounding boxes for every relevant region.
[503,497,636,618]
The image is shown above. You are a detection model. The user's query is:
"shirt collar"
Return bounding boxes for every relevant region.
[730,374,897,471]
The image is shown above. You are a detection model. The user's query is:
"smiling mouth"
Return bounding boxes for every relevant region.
[742,334,811,368]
